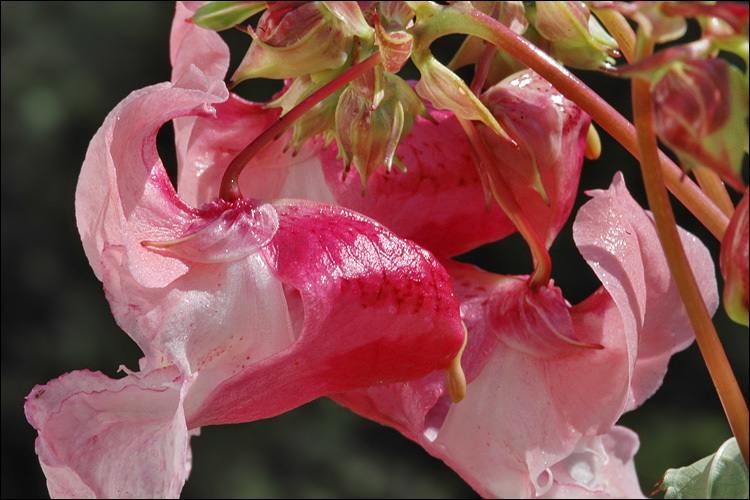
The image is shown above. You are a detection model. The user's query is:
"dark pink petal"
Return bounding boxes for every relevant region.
[186,199,465,427]
[320,107,507,257]
[320,71,590,257]
[478,70,591,247]
[25,368,192,499]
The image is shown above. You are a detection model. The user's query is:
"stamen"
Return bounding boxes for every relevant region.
[446,323,468,403]
[584,123,602,160]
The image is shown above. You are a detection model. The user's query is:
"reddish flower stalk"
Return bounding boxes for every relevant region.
[219,51,383,202]
[631,33,749,470]
[413,4,730,240]
[458,116,552,291]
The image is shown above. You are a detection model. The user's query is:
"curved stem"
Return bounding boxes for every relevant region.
[414,5,730,240]
[631,33,749,470]
[219,52,383,202]
[458,117,551,290]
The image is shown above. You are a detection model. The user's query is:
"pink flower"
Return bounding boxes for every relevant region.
[25,3,465,497]
[330,173,718,498]
[164,5,709,498]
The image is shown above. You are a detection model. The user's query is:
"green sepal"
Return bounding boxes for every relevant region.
[192,1,267,31]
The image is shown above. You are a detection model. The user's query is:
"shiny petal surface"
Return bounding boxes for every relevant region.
[542,427,645,499]
[574,172,719,409]
[187,199,465,427]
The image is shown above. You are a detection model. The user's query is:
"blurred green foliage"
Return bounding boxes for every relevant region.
[1,2,747,499]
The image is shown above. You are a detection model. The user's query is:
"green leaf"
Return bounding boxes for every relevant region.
[192,1,266,32]
[658,437,749,499]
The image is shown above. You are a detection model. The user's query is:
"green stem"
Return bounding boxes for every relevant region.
[412,4,729,240]
[631,32,749,470]
[219,52,383,202]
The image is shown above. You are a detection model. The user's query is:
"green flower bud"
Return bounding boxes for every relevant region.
[192,1,268,31]
[527,1,619,71]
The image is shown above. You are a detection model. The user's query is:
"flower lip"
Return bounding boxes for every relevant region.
[141,197,279,263]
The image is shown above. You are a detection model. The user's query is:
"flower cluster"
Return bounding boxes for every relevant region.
[25,1,747,498]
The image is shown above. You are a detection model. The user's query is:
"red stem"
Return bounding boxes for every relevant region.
[219,52,383,202]
[631,33,749,470]
[458,117,551,290]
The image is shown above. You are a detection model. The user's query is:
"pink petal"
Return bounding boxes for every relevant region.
[573,172,718,410]
[333,261,629,498]
[77,43,465,426]
[25,368,192,499]
[170,1,230,85]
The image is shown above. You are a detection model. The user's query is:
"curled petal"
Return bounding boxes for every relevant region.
[141,198,279,264]
[544,427,644,499]
[75,65,229,289]
[574,172,719,409]
[25,368,192,499]
[489,277,604,358]
[171,1,231,85]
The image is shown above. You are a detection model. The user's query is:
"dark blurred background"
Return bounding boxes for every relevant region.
[1,2,747,498]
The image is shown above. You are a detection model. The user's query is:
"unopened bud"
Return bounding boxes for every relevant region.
[721,189,749,326]
[651,58,748,191]
[231,2,371,84]
[529,1,619,71]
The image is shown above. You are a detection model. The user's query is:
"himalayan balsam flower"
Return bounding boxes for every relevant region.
[168,4,716,497]
[24,3,465,497]
[25,2,724,498]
